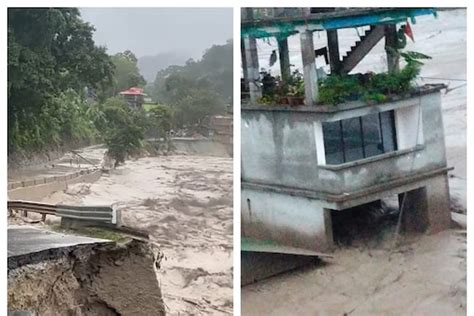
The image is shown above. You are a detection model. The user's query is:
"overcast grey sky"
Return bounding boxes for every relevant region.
[80,8,233,59]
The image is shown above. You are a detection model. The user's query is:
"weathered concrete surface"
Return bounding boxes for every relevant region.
[210,115,233,156]
[8,170,102,201]
[8,144,106,181]
[241,91,447,195]
[242,189,332,250]
[170,138,231,157]
[242,251,318,286]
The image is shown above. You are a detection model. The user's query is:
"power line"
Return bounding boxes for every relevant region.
[420,76,466,82]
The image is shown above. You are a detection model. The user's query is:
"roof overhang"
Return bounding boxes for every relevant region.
[241,8,437,39]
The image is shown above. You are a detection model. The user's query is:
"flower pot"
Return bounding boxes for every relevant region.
[287,96,304,106]
[279,97,289,105]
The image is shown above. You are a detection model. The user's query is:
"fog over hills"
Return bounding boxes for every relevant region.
[138,52,189,82]
[79,8,232,83]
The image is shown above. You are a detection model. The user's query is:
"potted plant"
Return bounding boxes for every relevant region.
[281,70,305,106]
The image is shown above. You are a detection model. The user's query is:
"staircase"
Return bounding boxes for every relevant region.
[341,25,386,74]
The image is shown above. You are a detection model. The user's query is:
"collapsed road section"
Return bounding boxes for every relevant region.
[8,142,234,314]
[8,226,165,315]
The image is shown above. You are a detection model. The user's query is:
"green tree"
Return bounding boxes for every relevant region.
[148,105,173,139]
[173,88,225,130]
[100,97,146,166]
[8,8,114,154]
[151,40,232,105]
[100,50,146,98]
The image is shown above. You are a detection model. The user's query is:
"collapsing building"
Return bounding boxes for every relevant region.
[241,8,451,253]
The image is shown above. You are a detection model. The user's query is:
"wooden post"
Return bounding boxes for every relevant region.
[300,30,319,105]
[277,37,291,83]
[326,29,341,74]
[385,24,400,72]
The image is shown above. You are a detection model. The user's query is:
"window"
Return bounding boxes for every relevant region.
[322,111,397,164]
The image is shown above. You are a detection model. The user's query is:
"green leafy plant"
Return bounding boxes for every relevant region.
[363,92,387,103]
[257,69,305,104]
[318,75,361,105]
[318,50,431,105]
[285,70,305,97]
[257,95,277,105]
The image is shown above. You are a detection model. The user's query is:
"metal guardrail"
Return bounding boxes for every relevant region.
[7,200,151,240]
[8,200,117,224]
[57,205,115,223]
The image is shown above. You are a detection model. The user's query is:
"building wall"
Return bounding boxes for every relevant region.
[241,188,332,250]
[241,91,447,196]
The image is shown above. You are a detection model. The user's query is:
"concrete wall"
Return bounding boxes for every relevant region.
[210,115,233,156]
[171,138,231,157]
[8,170,102,201]
[242,91,447,195]
[242,188,332,250]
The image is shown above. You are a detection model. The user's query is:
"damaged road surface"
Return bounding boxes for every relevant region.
[8,226,165,315]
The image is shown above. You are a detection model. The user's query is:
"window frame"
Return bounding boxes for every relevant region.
[322,110,398,165]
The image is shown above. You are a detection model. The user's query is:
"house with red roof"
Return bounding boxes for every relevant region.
[119,87,146,109]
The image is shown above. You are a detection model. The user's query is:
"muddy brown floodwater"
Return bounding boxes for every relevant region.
[44,153,233,315]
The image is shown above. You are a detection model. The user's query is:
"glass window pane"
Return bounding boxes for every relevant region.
[380,111,397,152]
[362,113,384,157]
[322,121,344,164]
[342,117,364,162]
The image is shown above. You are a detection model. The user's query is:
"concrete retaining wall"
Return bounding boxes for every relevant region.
[8,169,102,201]
[210,115,233,156]
[171,138,231,157]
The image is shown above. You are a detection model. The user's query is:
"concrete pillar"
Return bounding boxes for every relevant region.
[242,8,262,103]
[384,24,400,73]
[243,35,262,103]
[424,174,451,233]
[327,29,341,74]
[399,174,451,234]
[399,188,429,233]
[301,7,311,17]
[277,37,291,83]
[241,39,249,92]
[300,30,319,105]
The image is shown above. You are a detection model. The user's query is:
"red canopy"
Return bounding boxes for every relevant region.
[119,87,145,95]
